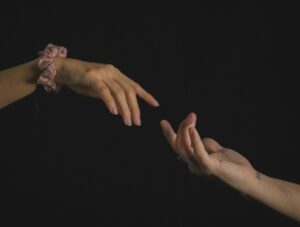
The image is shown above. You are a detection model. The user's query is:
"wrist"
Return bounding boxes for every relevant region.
[241,170,263,196]
[8,59,40,95]
[53,57,65,85]
[22,58,40,88]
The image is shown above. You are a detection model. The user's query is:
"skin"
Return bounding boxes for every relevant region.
[2,53,299,222]
[0,57,159,126]
[160,113,300,222]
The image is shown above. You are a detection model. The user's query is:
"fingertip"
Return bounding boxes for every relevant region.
[182,112,197,126]
[123,116,132,126]
[186,112,197,124]
[110,105,118,115]
[139,90,159,107]
[160,119,169,127]
[133,116,141,126]
[149,99,160,107]
[190,112,197,120]
[153,99,160,107]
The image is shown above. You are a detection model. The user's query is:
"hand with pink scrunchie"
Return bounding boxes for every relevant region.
[36,43,68,93]
[0,43,159,126]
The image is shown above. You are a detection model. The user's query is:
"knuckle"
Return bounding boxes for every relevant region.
[133,83,141,90]
[105,64,116,72]
[115,88,125,97]
[86,68,96,77]
[98,85,109,92]
[86,67,102,78]
[94,83,105,91]
[126,87,136,95]
[96,86,109,95]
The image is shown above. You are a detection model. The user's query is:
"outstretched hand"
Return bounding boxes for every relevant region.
[160,113,258,193]
[55,58,159,126]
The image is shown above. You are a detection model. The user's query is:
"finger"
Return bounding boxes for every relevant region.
[106,80,132,126]
[189,128,210,167]
[178,113,197,132]
[177,113,197,156]
[133,82,160,107]
[119,74,159,107]
[160,120,177,149]
[92,82,118,115]
[114,79,141,126]
[127,91,141,126]
[202,138,223,154]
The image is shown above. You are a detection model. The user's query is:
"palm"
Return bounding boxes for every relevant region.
[161,113,257,193]
[210,148,251,170]
[207,148,255,190]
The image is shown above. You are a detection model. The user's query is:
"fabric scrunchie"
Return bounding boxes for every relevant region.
[37,43,68,93]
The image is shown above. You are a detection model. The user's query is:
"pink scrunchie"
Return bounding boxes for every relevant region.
[37,43,68,93]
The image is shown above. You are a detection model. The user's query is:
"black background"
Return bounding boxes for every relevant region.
[0,4,298,227]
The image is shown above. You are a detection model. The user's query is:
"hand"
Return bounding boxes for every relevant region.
[54,58,159,126]
[160,113,257,193]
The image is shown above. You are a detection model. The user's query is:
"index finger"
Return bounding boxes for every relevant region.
[117,72,160,107]
[136,85,159,107]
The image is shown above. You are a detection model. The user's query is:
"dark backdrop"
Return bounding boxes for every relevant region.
[0,4,298,227]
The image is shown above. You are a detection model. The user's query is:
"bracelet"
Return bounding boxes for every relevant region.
[37,43,68,93]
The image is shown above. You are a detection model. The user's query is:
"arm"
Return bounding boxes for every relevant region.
[160,113,300,222]
[0,59,39,109]
[0,56,159,126]
[249,173,300,222]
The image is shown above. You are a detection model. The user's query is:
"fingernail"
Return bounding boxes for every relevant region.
[124,117,132,126]
[111,106,118,115]
[153,100,160,107]
[187,117,196,127]
[133,116,141,126]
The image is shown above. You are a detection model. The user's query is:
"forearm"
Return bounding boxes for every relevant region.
[0,59,40,109]
[246,173,300,221]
